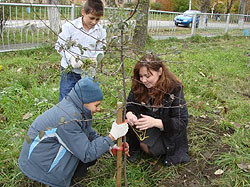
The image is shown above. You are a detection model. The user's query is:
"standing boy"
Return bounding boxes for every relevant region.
[55,0,106,101]
[18,77,128,187]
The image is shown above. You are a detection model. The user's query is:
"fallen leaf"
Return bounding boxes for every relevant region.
[214,169,224,175]
[0,114,7,122]
[214,110,221,115]
[59,116,65,125]
[199,71,206,77]
[22,112,32,120]
[195,105,200,109]
[148,160,158,165]
[237,163,249,172]
[200,115,207,119]
[25,135,31,144]
[235,144,239,149]
[39,131,45,139]
[231,122,241,129]
[223,133,231,137]
[17,68,22,72]
[0,65,3,71]
[223,106,228,114]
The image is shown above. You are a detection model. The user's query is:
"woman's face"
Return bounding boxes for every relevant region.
[139,66,162,89]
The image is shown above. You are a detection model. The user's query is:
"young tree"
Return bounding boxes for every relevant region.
[132,0,150,49]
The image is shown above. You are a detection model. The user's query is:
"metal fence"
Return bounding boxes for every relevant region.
[1,2,250,52]
[0,3,82,52]
[149,10,250,40]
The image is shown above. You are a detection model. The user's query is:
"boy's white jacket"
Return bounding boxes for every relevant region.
[18,88,114,187]
[55,17,106,74]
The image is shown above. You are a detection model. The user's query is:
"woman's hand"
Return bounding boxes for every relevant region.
[126,112,138,126]
[135,114,163,130]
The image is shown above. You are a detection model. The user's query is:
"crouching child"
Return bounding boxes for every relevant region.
[18,77,128,187]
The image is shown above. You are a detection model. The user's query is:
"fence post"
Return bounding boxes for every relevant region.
[225,13,230,33]
[71,3,75,20]
[191,14,196,36]
[238,14,245,29]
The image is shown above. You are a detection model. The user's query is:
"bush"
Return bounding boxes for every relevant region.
[123,2,135,8]
[150,2,162,10]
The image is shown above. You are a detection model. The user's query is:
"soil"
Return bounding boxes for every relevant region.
[156,115,232,187]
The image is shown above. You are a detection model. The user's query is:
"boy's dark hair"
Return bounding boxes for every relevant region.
[83,0,104,16]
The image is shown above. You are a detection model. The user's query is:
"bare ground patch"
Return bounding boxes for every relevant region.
[156,115,232,186]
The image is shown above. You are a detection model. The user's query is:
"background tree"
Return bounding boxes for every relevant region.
[105,0,118,7]
[172,0,189,12]
[199,0,211,12]
[46,0,61,34]
[238,0,246,14]
[0,6,9,38]
[226,0,234,13]
[199,0,211,28]
[238,0,246,28]
[132,0,149,49]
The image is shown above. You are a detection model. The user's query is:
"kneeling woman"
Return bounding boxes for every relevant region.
[126,54,189,166]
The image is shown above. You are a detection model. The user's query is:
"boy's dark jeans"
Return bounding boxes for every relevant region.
[59,67,81,102]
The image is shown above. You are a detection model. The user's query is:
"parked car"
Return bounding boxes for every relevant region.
[174,10,201,28]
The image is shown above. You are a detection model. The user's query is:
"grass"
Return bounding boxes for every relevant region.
[149,26,245,37]
[0,35,249,186]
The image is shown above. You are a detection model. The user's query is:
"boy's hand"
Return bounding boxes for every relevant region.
[109,121,128,140]
[110,142,130,157]
[70,56,83,68]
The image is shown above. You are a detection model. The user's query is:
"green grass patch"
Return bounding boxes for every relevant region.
[0,36,249,186]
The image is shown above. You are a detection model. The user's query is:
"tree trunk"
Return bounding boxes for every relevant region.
[238,0,246,29]
[132,0,149,49]
[226,0,234,14]
[199,0,210,28]
[239,0,246,14]
[106,0,118,7]
[0,6,9,38]
[47,0,61,34]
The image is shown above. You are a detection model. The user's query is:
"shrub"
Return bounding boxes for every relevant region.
[150,2,162,10]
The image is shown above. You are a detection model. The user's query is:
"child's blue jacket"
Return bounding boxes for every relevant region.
[18,89,114,187]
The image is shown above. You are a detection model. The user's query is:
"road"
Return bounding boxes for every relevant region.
[4,19,250,30]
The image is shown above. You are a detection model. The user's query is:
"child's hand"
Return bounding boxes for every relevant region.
[89,57,97,63]
[110,142,130,157]
[109,121,128,140]
[70,56,83,68]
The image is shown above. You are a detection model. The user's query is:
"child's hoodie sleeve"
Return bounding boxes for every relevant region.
[56,121,114,163]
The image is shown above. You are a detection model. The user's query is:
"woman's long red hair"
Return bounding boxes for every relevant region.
[132,54,182,106]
